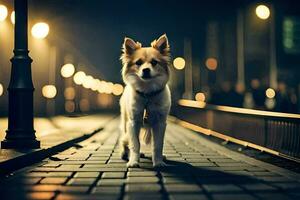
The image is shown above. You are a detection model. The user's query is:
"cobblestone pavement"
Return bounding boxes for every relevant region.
[1,117,300,200]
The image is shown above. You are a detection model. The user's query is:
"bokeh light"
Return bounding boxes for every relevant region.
[82,75,94,89]
[255,5,270,20]
[10,11,15,24]
[42,85,57,99]
[104,82,114,94]
[205,58,218,70]
[195,92,206,102]
[80,99,90,112]
[64,87,75,100]
[112,84,124,96]
[61,63,75,78]
[73,71,86,85]
[97,81,106,93]
[97,93,113,108]
[91,79,100,91]
[31,22,49,39]
[65,100,75,113]
[0,5,8,21]
[173,57,185,70]
[266,88,276,99]
[0,83,3,96]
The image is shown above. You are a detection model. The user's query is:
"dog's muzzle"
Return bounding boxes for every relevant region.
[141,68,151,79]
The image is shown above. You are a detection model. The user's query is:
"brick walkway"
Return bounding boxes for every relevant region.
[1,117,300,200]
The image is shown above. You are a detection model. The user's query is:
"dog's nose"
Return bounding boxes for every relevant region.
[142,68,151,79]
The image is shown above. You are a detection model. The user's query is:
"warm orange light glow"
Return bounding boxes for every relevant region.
[61,63,75,78]
[105,82,114,94]
[97,81,106,93]
[112,84,124,96]
[42,85,57,99]
[0,83,3,96]
[256,5,270,20]
[64,87,75,100]
[195,92,206,102]
[91,79,100,91]
[266,88,275,98]
[82,75,94,89]
[173,57,185,70]
[80,99,90,112]
[73,71,86,85]
[205,58,218,70]
[0,5,8,21]
[10,11,15,24]
[65,100,75,113]
[97,93,113,108]
[31,22,49,39]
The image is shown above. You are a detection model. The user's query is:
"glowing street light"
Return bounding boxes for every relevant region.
[256,5,270,20]
[11,11,15,24]
[64,87,75,100]
[31,22,49,39]
[61,63,75,78]
[0,83,3,96]
[42,85,57,99]
[266,88,275,98]
[205,57,218,70]
[73,71,86,85]
[82,75,94,89]
[195,92,206,102]
[0,5,8,21]
[91,79,100,91]
[105,82,114,94]
[173,57,185,70]
[112,84,124,96]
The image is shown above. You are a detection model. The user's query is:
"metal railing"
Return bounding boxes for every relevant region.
[172,99,300,162]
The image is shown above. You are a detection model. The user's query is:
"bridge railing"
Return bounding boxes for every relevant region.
[172,99,300,162]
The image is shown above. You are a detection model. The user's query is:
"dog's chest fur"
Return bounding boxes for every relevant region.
[121,85,171,124]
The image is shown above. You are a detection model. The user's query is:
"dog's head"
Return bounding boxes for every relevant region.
[120,34,171,93]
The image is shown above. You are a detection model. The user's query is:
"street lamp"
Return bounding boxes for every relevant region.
[42,85,57,99]
[0,5,8,21]
[0,83,3,96]
[173,57,185,70]
[205,57,218,71]
[11,11,15,24]
[31,22,49,39]
[82,75,94,89]
[255,4,277,89]
[61,63,75,78]
[265,88,276,99]
[1,0,40,149]
[195,92,206,102]
[73,71,86,85]
[256,5,270,20]
[112,84,124,96]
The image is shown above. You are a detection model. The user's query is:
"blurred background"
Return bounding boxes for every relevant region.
[0,0,300,116]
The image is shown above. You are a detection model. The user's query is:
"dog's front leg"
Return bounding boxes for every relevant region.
[127,120,141,167]
[152,121,166,167]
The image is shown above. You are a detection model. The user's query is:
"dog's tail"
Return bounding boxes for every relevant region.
[142,127,152,145]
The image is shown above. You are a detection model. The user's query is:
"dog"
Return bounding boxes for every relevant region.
[119,34,171,168]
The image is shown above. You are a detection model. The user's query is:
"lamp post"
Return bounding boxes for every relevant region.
[255,4,277,89]
[1,0,40,148]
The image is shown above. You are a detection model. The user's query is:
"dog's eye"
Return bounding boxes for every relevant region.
[135,59,144,66]
[150,59,158,66]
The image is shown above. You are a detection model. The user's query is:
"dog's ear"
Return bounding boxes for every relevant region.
[122,37,141,55]
[151,34,170,56]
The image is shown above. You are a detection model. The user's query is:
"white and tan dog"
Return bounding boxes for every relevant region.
[119,34,171,168]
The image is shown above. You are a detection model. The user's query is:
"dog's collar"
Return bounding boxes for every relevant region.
[135,87,165,98]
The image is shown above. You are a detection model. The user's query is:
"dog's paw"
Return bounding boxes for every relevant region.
[126,161,140,168]
[153,161,167,168]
